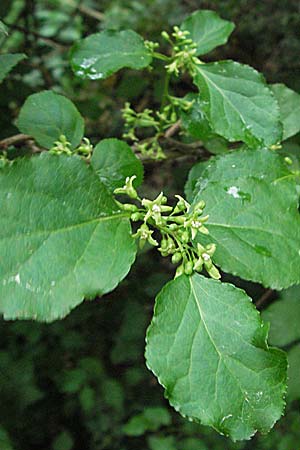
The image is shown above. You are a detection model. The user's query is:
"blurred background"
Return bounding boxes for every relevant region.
[0,1,300,449]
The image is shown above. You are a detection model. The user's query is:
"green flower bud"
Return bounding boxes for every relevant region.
[181,230,190,244]
[160,239,168,250]
[130,212,143,222]
[184,260,194,275]
[207,264,221,280]
[161,31,170,41]
[194,200,206,211]
[175,264,185,278]
[206,243,217,256]
[199,225,209,235]
[193,257,203,272]
[171,216,185,224]
[171,252,182,264]
[122,203,138,212]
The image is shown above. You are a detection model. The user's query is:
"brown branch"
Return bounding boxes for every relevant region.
[255,289,274,310]
[164,120,181,138]
[2,21,67,49]
[65,0,104,21]
[0,134,31,148]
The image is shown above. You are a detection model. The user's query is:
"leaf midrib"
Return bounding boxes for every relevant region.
[189,277,250,405]
[0,212,129,241]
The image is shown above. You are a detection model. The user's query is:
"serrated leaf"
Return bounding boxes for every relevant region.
[181,10,235,56]
[16,91,84,149]
[91,138,143,192]
[271,83,300,141]
[70,30,152,80]
[193,61,282,147]
[192,148,300,289]
[0,53,26,83]
[0,154,136,322]
[262,286,300,346]
[180,93,215,140]
[145,273,287,441]
[184,160,211,203]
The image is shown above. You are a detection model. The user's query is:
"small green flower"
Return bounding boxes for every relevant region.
[132,223,158,248]
[114,176,138,199]
[142,192,172,224]
[50,135,72,155]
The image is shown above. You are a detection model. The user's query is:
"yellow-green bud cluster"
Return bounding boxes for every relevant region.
[162,26,200,76]
[121,102,180,160]
[114,176,220,280]
[50,135,72,156]
[50,135,94,160]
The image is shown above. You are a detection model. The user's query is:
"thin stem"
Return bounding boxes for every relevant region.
[161,71,171,110]
[0,134,31,148]
[256,289,274,310]
[152,52,171,62]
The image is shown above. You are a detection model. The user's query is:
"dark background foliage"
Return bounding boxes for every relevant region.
[0,1,300,449]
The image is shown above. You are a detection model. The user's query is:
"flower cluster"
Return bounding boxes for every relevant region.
[122,102,178,160]
[162,27,200,76]
[50,135,93,160]
[114,176,220,279]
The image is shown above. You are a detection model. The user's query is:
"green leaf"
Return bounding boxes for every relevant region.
[271,83,300,141]
[181,10,235,56]
[0,53,26,83]
[145,273,287,441]
[193,61,282,147]
[123,407,171,436]
[52,431,73,450]
[148,436,176,450]
[70,30,152,80]
[0,154,136,321]
[16,91,84,149]
[0,426,14,450]
[287,345,300,402]
[184,160,211,203]
[111,300,148,364]
[262,286,300,346]
[91,138,143,192]
[0,21,8,36]
[180,93,215,140]
[192,148,300,289]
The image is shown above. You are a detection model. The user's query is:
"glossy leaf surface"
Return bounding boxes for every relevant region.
[181,10,235,56]
[146,274,287,441]
[0,154,136,321]
[91,138,143,192]
[17,91,84,149]
[191,148,300,289]
[193,61,282,147]
[70,30,152,80]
